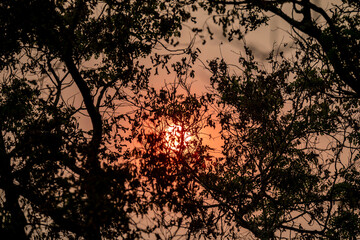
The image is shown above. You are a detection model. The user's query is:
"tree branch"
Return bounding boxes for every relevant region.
[63,55,103,164]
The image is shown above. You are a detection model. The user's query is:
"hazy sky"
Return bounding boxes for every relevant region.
[77,0,336,154]
[144,0,337,157]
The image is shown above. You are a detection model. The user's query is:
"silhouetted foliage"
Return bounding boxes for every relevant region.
[135,1,360,239]
[2,0,360,239]
[0,0,196,239]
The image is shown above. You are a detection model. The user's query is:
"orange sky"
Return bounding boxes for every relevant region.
[76,0,335,161]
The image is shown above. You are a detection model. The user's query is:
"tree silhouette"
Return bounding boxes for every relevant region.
[0,0,196,239]
[2,0,360,239]
[198,1,360,238]
[134,1,360,239]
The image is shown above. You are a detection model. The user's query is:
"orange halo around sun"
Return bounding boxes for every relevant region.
[164,125,192,150]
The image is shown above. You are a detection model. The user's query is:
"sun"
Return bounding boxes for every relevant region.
[164,125,192,151]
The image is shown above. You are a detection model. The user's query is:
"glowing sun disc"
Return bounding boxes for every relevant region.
[165,125,192,150]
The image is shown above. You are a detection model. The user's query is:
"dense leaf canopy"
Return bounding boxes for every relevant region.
[1,0,360,239]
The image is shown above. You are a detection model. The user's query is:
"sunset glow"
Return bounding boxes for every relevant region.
[164,125,192,150]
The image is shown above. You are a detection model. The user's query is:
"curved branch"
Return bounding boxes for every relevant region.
[63,56,103,155]
[280,224,325,236]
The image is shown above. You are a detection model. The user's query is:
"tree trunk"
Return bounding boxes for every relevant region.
[0,124,28,239]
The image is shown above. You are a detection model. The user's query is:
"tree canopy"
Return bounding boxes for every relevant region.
[1,0,360,239]
[0,0,195,239]
[136,0,360,239]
